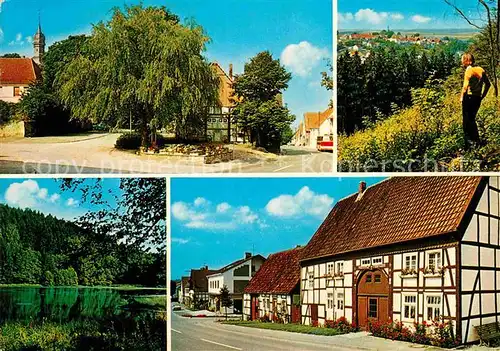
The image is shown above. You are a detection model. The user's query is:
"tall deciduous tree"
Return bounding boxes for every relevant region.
[232,51,294,153]
[56,5,220,145]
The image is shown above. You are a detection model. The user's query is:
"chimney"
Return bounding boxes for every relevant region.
[245,252,252,259]
[229,64,233,80]
[356,181,366,201]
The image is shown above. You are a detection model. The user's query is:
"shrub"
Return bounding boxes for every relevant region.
[115,132,142,150]
[325,316,359,333]
[0,100,18,126]
[368,319,459,348]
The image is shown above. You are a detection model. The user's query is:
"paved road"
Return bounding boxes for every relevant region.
[0,135,333,174]
[171,311,438,351]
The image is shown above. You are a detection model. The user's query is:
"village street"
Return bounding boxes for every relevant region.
[0,133,332,174]
[171,309,445,351]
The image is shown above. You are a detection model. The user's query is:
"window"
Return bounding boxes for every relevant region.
[14,87,21,96]
[369,298,377,318]
[308,272,314,288]
[327,263,334,278]
[336,262,344,274]
[366,274,372,283]
[426,295,441,321]
[337,292,344,310]
[361,258,371,266]
[374,274,381,283]
[372,257,383,265]
[428,252,441,270]
[267,299,270,310]
[403,295,417,321]
[405,254,417,270]
[327,293,334,309]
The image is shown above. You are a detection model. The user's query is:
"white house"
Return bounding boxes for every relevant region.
[207,252,266,314]
[299,176,500,344]
[243,246,302,323]
[0,23,44,103]
[299,107,334,149]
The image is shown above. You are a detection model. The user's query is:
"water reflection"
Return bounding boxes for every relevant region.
[0,287,163,323]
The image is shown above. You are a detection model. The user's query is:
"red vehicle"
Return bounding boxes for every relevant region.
[317,140,334,152]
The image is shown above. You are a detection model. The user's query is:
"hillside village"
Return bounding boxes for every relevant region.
[175,176,500,346]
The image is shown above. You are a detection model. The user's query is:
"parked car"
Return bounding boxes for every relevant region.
[317,140,333,152]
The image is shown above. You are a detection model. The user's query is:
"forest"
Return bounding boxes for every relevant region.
[337,40,468,135]
[0,203,165,287]
[338,12,500,171]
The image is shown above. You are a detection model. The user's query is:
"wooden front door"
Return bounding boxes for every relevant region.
[310,304,319,325]
[357,269,390,329]
[291,304,301,323]
[251,296,259,320]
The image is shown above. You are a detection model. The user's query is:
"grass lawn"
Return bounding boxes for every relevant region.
[221,321,344,336]
[133,296,167,310]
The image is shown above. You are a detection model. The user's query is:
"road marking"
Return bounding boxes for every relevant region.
[200,339,242,350]
[273,164,293,172]
[171,328,182,334]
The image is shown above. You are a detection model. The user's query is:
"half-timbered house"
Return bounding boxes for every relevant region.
[299,176,500,343]
[242,246,302,323]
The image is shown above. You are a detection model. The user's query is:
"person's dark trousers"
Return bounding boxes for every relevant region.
[462,94,482,148]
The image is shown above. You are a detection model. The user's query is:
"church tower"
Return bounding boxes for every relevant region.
[33,21,45,65]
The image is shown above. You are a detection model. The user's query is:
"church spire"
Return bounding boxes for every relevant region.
[33,14,45,65]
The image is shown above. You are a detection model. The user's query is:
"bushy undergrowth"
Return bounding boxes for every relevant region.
[368,320,460,348]
[0,311,167,351]
[339,74,500,172]
[0,101,18,126]
[115,132,167,150]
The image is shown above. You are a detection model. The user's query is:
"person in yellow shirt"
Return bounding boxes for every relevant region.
[461,53,490,149]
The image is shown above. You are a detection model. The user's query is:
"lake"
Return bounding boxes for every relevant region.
[0,286,166,324]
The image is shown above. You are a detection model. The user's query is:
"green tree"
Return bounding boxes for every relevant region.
[1,53,21,58]
[321,60,334,108]
[219,285,233,320]
[56,5,219,146]
[232,51,294,153]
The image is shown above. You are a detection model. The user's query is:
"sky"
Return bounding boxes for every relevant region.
[338,0,486,30]
[0,178,122,221]
[171,176,386,279]
[0,0,333,128]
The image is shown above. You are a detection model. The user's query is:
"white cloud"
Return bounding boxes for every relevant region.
[49,194,60,203]
[234,206,258,224]
[8,32,26,46]
[340,9,405,26]
[66,198,79,207]
[391,13,404,21]
[26,36,32,43]
[281,41,330,77]
[4,180,61,209]
[355,9,388,25]
[194,197,208,207]
[172,199,264,231]
[412,14,432,23]
[172,237,190,244]
[216,202,231,213]
[266,186,334,219]
[0,0,6,12]
[338,12,354,23]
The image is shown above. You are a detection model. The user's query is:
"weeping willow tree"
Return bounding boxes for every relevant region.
[56,5,220,145]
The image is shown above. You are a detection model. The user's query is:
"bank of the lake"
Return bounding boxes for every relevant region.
[0,286,167,351]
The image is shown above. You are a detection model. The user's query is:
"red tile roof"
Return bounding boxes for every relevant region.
[304,107,333,131]
[301,177,484,262]
[0,58,41,85]
[244,247,303,294]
